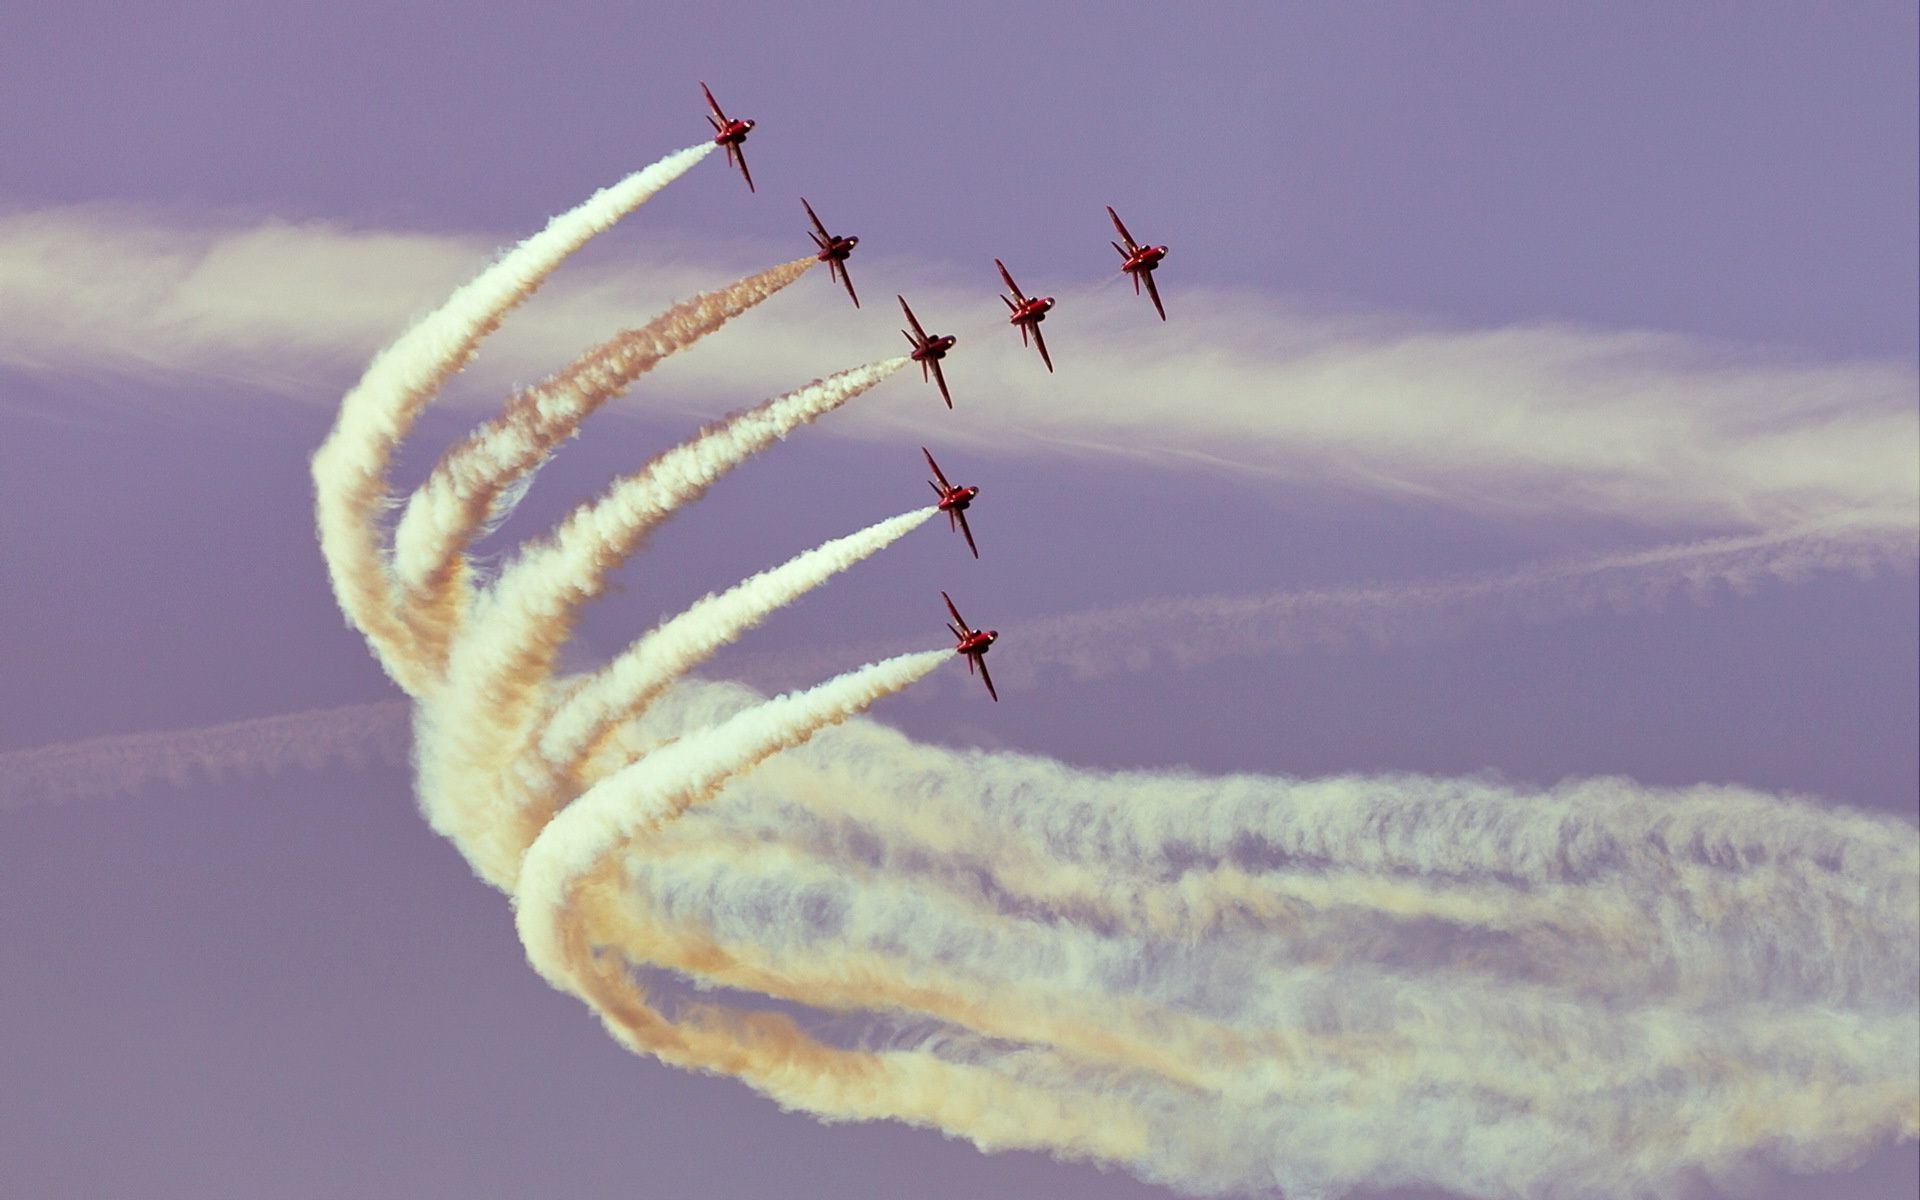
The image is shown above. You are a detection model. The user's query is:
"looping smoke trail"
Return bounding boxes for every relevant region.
[310,142,714,694]
[512,652,1177,1164]
[427,505,940,892]
[309,154,1918,1199]
[468,357,909,698]
[391,256,820,663]
[517,653,947,915]
[415,359,909,886]
[556,678,1919,1197]
[544,506,940,776]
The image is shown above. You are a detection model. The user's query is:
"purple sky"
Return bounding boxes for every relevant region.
[2,4,1915,1198]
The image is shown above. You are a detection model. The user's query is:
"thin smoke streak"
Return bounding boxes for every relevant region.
[0,700,408,810]
[734,515,1917,694]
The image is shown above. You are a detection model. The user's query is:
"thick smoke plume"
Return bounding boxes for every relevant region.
[311,143,713,694]
[391,256,819,664]
[304,145,1917,1200]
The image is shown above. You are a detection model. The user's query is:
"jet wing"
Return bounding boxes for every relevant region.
[723,142,756,192]
[1107,205,1140,252]
[802,197,829,241]
[928,357,953,408]
[1031,322,1054,373]
[995,258,1026,303]
[922,447,952,491]
[1142,270,1166,321]
[701,81,727,122]
[898,295,928,340]
[835,259,859,307]
[977,656,999,702]
[955,509,980,559]
[942,590,970,634]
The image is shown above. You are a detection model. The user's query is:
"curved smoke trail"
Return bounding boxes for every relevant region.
[392,256,820,663]
[307,146,1918,1200]
[421,504,938,892]
[415,359,910,887]
[542,507,940,775]
[564,679,1918,1198]
[511,651,1179,1167]
[311,142,714,694]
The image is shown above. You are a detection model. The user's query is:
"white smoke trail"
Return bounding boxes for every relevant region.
[310,143,713,694]
[706,702,1920,998]
[588,678,1920,1002]
[0,700,407,810]
[550,676,1919,1198]
[611,828,1916,1128]
[512,652,1184,1166]
[517,652,948,938]
[390,256,820,661]
[416,359,910,887]
[12,506,1909,814]
[438,506,940,892]
[468,357,909,692]
[542,506,940,774]
[738,512,1917,694]
[281,131,1917,1199]
[13,505,1903,815]
[536,906,1163,1169]
[598,705,1913,1010]
[1027,513,1914,682]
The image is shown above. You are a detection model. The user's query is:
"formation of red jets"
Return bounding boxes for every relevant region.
[700,82,1175,700]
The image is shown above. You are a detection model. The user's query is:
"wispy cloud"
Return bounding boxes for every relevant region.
[5,204,1912,536]
[0,700,407,810]
[11,169,1913,1198]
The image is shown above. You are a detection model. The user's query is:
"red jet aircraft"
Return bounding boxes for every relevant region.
[995,258,1056,373]
[802,198,860,307]
[923,447,980,558]
[1107,206,1169,321]
[701,82,756,192]
[898,295,957,407]
[942,591,999,701]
